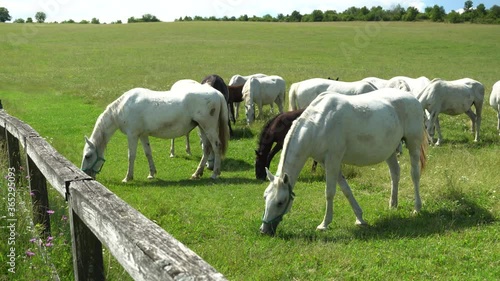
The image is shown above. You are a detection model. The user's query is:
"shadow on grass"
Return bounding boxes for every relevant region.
[277,190,496,242]
[230,127,254,139]
[129,176,261,188]
[222,157,253,171]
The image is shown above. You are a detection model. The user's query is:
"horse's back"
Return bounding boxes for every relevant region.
[419,78,484,113]
[229,73,267,86]
[306,89,423,165]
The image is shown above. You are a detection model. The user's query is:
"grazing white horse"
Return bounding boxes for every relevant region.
[288,78,377,110]
[417,78,484,145]
[168,79,201,157]
[489,80,500,135]
[243,75,286,124]
[81,87,229,182]
[260,88,428,236]
[228,73,268,119]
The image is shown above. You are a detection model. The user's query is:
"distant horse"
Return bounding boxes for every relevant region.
[228,73,268,119]
[81,87,229,182]
[288,78,377,111]
[243,75,286,124]
[417,78,484,145]
[255,109,318,180]
[489,80,500,135]
[260,88,428,236]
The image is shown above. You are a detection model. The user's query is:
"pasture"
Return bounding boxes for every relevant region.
[1,21,499,280]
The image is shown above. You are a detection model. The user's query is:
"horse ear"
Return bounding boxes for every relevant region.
[265,167,274,182]
[84,136,95,148]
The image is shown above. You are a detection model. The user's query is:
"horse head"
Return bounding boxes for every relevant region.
[260,168,295,236]
[81,136,105,179]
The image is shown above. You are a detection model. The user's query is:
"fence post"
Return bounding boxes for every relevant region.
[27,152,52,237]
[67,182,105,281]
[5,128,21,183]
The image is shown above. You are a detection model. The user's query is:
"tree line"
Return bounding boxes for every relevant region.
[177,1,500,24]
[1,1,499,24]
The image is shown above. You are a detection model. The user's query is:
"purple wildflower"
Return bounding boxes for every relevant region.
[61,215,68,221]
[47,210,55,215]
[47,236,53,242]
[45,242,53,247]
[26,250,35,257]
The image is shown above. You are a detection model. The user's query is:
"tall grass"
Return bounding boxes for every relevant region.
[0,21,499,280]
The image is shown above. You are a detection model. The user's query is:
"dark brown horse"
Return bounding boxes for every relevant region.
[202,74,234,136]
[228,84,244,122]
[255,109,317,180]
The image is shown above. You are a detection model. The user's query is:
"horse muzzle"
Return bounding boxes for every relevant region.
[260,221,279,236]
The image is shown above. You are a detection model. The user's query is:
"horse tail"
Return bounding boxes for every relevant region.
[289,82,299,110]
[218,94,230,157]
[419,124,429,172]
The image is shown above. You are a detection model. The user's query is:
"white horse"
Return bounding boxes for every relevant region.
[489,80,500,135]
[168,79,200,157]
[228,73,267,119]
[260,88,428,236]
[243,75,286,124]
[288,78,377,110]
[81,87,229,182]
[417,78,484,145]
[390,76,431,97]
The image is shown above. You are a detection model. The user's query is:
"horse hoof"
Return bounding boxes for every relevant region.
[191,174,200,180]
[210,174,218,180]
[316,225,328,231]
[147,175,154,180]
[169,154,175,158]
[122,178,131,183]
[355,219,368,226]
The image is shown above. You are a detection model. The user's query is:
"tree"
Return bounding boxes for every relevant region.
[429,5,445,22]
[404,6,419,21]
[289,10,302,22]
[35,11,46,23]
[0,7,11,22]
[142,14,160,22]
[447,10,463,23]
[464,1,473,12]
[26,17,33,23]
[13,18,25,23]
[91,17,100,24]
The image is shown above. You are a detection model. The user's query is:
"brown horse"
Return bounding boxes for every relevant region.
[228,84,244,122]
[255,109,317,180]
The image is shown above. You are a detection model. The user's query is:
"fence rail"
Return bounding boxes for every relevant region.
[0,103,226,281]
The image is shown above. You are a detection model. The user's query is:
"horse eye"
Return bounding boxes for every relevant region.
[277,201,284,208]
[84,154,91,159]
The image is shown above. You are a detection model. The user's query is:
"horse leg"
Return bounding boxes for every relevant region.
[124,135,139,183]
[228,103,236,124]
[427,111,438,145]
[497,105,500,135]
[235,102,240,119]
[385,152,400,209]
[185,133,191,155]
[407,139,422,213]
[170,139,175,158]
[140,135,156,179]
[317,159,341,230]
[434,115,444,146]
[191,128,210,179]
[337,172,366,226]
[203,129,222,179]
[464,108,477,138]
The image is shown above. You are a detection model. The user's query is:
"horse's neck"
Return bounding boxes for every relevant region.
[89,107,118,155]
[276,120,312,187]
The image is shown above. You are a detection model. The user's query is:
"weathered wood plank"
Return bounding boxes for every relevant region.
[69,180,227,281]
[68,206,105,281]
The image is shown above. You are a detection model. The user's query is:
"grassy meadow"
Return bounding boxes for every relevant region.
[1,21,500,280]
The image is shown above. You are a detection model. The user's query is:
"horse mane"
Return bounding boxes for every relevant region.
[89,95,121,150]
[276,113,307,177]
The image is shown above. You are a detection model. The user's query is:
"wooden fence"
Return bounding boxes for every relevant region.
[0,101,227,281]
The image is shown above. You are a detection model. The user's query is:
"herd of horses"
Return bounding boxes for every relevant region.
[80,73,500,235]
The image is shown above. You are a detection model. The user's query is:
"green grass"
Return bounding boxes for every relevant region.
[1,21,499,280]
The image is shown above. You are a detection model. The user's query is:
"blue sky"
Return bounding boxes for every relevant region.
[1,0,498,23]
